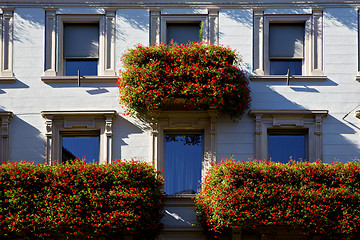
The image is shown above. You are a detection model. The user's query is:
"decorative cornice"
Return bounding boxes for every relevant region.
[249,109,329,117]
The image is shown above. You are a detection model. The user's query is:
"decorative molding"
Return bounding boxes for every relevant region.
[250,75,327,81]
[248,110,328,161]
[41,75,118,83]
[311,9,324,75]
[208,8,220,44]
[104,9,116,76]
[0,8,14,78]
[0,111,13,163]
[253,10,264,75]
[44,8,57,76]
[150,8,161,45]
[41,110,116,165]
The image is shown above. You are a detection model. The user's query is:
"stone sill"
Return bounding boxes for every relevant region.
[41,75,118,83]
[250,75,327,82]
[0,76,16,84]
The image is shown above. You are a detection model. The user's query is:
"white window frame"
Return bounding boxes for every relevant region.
[41,110,116,165]
[149,110,218,195]
[42,10,116,83]
[150,8,219,45]
[252,10,325,80]
[249,110,328,162]
[0,111,13,163]
[0,8,15,83]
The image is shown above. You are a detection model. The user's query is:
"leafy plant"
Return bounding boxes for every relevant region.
[0,159,164,240]
[195,158,360,239]
[117,42,251,120]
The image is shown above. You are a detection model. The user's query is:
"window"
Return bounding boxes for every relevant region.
[150,9,219,45]
[149,110,218,195]
[269,23,304,75]
[249,110,328,162]
[0,111,13,163]
[253,10,324,77]
[61,131,100,163]
[43,11,116,81]
[165,133,203,194]
[166,22,202,44]
[41,111,116,165]
[268,130,308,163]
[63,23,99,76]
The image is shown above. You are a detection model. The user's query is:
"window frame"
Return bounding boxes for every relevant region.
[252,10,325,80]
[42,10,116,82]
[0,8,15,83]
[150,8,219,45]
[149,110,218,196]
[41,110,116,165]
[249,110,328,162]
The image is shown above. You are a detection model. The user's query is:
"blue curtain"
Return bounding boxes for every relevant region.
[165,134,202,195]
[268,134,305,163]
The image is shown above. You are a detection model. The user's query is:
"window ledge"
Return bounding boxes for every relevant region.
[0,76,16,84]
[250,75,327,82]
[41,76,118,83]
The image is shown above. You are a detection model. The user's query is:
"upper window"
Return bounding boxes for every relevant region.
[63,23,99,76]
[269,23,305,75]
[253,10,324,77]
[166,22,202,44]
[43,11,116,80]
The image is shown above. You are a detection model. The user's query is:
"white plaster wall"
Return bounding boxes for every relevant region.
[3,8,151,164]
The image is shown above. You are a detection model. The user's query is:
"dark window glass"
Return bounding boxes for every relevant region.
[66,60,98,76]
[166,23,201,44]
[268,133,306,163]
[270,59,302,75]
[165,133,202,195]
[62,134,100,163]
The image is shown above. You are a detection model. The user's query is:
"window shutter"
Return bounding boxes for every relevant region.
[166,23,200,44]
[269,23,304,58]
[64,23,99,58]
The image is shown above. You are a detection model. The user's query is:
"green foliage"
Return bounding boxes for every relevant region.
[0,159,164,240]
[117,42,251,120]
[195,159,360,239]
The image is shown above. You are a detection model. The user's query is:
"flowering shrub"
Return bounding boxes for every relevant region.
[0,159,164,240]
[117,42,251,119]
[195,159,360,239]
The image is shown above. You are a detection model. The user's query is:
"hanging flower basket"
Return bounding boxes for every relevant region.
[117,42,251,120]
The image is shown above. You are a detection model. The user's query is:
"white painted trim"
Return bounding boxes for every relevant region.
[0,8,14,78]
[44,11,116,77]
[41,110,116,165]
[253,10,324,76]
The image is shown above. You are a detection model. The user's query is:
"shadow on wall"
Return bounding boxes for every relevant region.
[13,8,44,44]
[116,9,149,42]
[8,115,44,164]
[112,114,148,160]
[324,8,357,32]
[0,80,29,94]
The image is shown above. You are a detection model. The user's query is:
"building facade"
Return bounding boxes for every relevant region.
[0,0,360,239]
